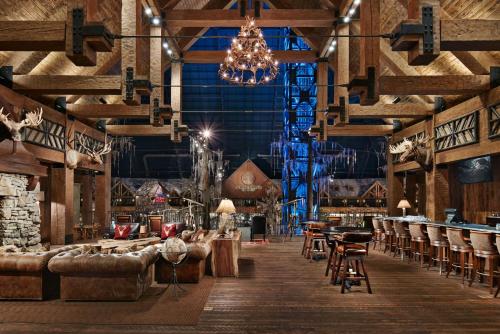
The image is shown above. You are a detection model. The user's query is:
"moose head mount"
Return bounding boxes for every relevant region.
[0,107,43,142]
[66,126,112,170]
[389,134,434,172]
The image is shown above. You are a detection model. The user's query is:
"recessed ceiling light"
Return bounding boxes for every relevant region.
[144,7,152,16]
[151,17,161,25]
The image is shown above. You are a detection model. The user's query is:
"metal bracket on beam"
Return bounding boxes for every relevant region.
[151,99,173,127]
[348,67,376,103]
[171,119,189,143]
[125,67,153,101]
[390,6,433,51]
[491,67,500,89]
[309,119,327,141]
[0,66,13,88]
[72,8,114,55]
[327,96,346,121]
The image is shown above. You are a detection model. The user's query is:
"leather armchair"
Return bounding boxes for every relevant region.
[0,245,80,300]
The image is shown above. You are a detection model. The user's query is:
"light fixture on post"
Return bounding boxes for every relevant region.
[219,16,278,85]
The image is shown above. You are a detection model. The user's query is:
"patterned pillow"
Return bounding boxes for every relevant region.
[114,224,131,240]
[161,224,177,240]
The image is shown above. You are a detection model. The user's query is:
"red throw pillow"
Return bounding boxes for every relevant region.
[161,224,177,240]
[114,224,131,240]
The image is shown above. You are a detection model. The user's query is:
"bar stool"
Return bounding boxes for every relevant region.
[304,222,328,261]
[427,224,449,275]
[382,219,396,254]
[446,228,474,284]
[334,232,373,294]
[393,220,412,261]
[325,234,337,277]
[409,222,429,267]
[371,217,385,251]
[468,231,500,294]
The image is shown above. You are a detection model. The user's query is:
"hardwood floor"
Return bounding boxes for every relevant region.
[2,238,500,334]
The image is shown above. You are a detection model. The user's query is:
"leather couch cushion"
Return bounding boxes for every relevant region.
[187,242,211,260]
[0,245,80,273]
[48,246,158,275]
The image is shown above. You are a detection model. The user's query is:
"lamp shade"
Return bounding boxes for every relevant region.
[216,199,236,214]
[397,199,411,209]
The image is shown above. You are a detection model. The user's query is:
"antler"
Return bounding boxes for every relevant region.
[0,107,13,131]
[389,138,413,154]
[97,136,113,156]
[78,133,113,165]
[20,107,43,129]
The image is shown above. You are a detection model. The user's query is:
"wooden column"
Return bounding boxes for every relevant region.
[170,61,183,142]
[95,155,111,232]
[386,149,404,216]
[150,25,165,124]
[80,174,93,226]
[50,166,74,245]
[306,136,313,220]
[333,23,349,124]
[39,176,51,244]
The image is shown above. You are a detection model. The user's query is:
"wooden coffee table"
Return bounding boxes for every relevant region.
[98,237,161,250]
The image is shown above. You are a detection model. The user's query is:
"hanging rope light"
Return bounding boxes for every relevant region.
[219,16,279,85]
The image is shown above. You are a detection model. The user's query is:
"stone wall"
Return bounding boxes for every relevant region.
[0,173,41,249]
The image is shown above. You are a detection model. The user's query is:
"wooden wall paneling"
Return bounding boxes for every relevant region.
[150,25,164,125]
[79,174,93,227]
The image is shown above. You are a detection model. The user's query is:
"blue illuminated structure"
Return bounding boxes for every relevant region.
[282,30,318,231]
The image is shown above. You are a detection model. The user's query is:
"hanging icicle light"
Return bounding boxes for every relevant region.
[219,16,279,85]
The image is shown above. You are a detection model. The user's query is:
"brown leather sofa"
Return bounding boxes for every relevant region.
[48,245,158,301]
[0,245,80,300]
[155,230,217,283]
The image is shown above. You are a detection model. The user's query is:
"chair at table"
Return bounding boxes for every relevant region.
[468,231,499,295]
[382,219,396,254]
[446,228,474,285]
[393,220,411,261]
[333,232,373,294]
[324,233,337,277]
[116,214,132,224]
[371,217,384,251]
[409,223,429,267]
[496,235,500,298]
[427,224,449,275]
[148,215,163,236]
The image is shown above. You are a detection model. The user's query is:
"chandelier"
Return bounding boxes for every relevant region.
[219,17,279,85]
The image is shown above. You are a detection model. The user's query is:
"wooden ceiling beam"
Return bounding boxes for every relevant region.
[66,104,154,118]
[106,125,171,136]
[183,50,318,63]
[327,125,393,137]
[346,103,434,119]
[0,21,66,51]
[164,9,336,28]
[319,0,353,57]
[12,75,122,95]
[379,75,490,96]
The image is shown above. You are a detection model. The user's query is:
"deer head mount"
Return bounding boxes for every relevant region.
[66,125,112,169]
[0,107,43,141]
[389,134,434,172]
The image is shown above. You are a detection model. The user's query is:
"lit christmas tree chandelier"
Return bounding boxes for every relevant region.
[219,17,279,85]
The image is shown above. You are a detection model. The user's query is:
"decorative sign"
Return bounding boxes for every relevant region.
[237,171,262,192]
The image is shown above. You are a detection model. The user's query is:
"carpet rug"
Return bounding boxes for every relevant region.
[0,277,214,326]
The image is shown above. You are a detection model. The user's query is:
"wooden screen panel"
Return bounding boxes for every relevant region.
[23,118,65,152]
[434,111,478,152]
[488,104,500,139]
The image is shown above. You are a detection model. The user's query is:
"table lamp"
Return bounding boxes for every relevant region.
[216,199,236,234]
[397,199,411,217]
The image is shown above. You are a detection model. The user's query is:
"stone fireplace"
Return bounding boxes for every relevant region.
[0,173,41,249]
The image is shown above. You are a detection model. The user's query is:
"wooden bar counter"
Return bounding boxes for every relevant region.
[384,216,500,234]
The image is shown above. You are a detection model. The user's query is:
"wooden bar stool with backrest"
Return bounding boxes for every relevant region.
[325,233,337,277]
[371,217,385,251]
[446,228,474,285]
[382,219,396,254]
[468,231,500,294]
[427,225,449,275]
[334,232,373,294]
[304,222,328,261]
[148,215,163,236]
[393,220,412,261]
[409,223,429,267]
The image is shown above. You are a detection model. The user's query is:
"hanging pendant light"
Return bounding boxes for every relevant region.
[219,16,279,85]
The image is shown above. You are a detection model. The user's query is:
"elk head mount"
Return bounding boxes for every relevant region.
[66,126,112,170]
[389,134,434,172]
[0,107,43,142]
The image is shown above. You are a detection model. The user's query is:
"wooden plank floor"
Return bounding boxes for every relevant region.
[2,238,500,334]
